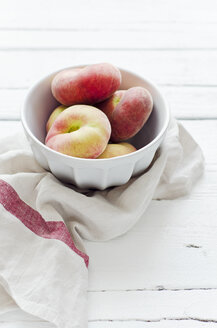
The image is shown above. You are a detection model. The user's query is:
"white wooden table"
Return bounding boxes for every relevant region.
[0,0,217,326]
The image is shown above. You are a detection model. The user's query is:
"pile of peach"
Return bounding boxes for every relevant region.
[45,63,153,159]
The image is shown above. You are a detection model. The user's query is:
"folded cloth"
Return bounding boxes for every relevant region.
[0,118,204,327]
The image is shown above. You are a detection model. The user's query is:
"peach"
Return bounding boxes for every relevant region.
[45,105,111,159]
[97,87,153,142]
[51,63,121,106]
[46,105,67,132]
[97,142,136,159]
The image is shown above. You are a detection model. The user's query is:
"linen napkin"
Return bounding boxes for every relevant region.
[0,117,204,327]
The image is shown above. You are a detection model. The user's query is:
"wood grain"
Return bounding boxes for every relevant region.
[0,50,217,89]
[0,24,217,49]
[0,0,217,29]
[90,322,217,327]
[1,87,217,120]
[88,289,217,321]
[1,321,217,328]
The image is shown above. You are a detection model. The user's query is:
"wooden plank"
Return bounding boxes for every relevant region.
[0,0,217,29]
[0,90,26,120]
[181,120,217,168]
[2,288,217,327]
[89,322,217,328]
[86,193,217,290]
[88,289,217,321]
[0,121,23,136]
[1,24,217,49]
[1,319,216,328]
[163,86,217,119]
[0,50,217,89]
[1,87,216,120]
[2,288,217,326]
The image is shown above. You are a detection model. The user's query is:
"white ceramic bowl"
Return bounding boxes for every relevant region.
[21,66,170,190]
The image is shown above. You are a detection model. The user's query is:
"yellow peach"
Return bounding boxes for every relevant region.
[45,105,111,159]
[97,142,136,159]
[46,105,67,132]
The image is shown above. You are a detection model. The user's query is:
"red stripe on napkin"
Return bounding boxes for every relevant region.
[0,179,89,267]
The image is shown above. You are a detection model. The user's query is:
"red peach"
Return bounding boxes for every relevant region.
[51,63,121,106]
[97,87,153,142]
[97,142,136,159]
[45,105,111,159]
